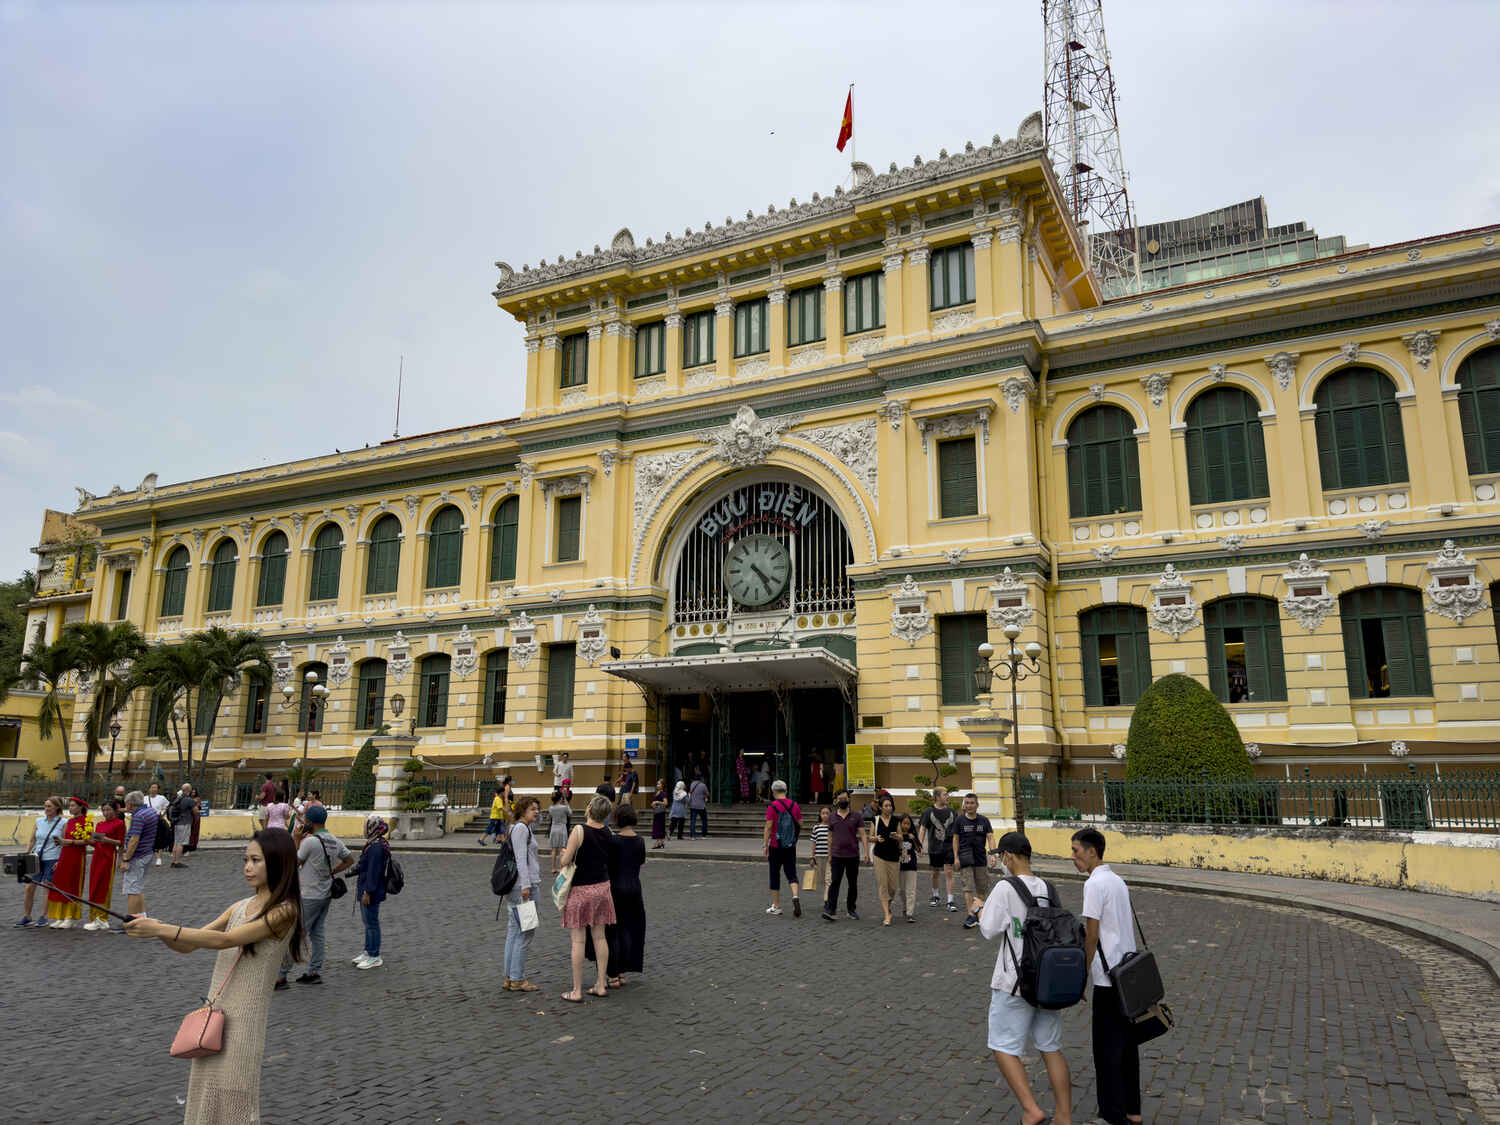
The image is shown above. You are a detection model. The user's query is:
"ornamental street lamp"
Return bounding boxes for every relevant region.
[282,669,330,802]
[976,625,1045,832]
[389,691,415,736]
[107,715,122,777]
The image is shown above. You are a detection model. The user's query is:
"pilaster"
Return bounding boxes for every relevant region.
[972,229,996,323]
[903,245,931,341]
[538,334,561,412]
[957,710,1016,828]
[992,203,1025,320]
[767,285,787,373]
[714,296,734,382]
[599,317,627,400]
[372,734,422,814]
[823,271,844,358]
[585,322,604,398]
[664,309,684,393]
[881,252,905,343]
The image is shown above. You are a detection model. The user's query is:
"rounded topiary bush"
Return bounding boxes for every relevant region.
[1121,673,1258,824]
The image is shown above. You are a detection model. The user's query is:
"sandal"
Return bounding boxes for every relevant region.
[588,986,608,997]
[561,991,584,1003]
[608,976,624,989]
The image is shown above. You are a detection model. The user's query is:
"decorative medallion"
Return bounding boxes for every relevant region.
[404,494,421,521]
[1281,553,1335,631]
[1245,742,1262,760]
[1091,545,1117,562]
[890,575,933,646]
[1001,374,1036,415]
[1111,743,1127,761]
[1221,533,1246,552]
[509,613,540,671]
[1389,740,1409,758]
[1088,383,1106,401]
[1424,539,1489,623]
[1139,372,1172,408]
[577,604,608,666]
[696,405,792,468]
[1401,329,1439,371]
[1340,341,1361,363]
[466,485,484,511]
[1148,564,1200,638]
[1358,519,1388,540]
[1264,351,1299,392]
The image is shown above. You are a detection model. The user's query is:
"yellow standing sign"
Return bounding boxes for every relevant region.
[845,744,876,790]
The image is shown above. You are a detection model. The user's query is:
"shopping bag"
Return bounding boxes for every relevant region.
[801,866,819,893]
[516,898,539,932]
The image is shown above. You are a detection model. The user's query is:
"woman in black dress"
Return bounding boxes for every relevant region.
[586,804,647,988]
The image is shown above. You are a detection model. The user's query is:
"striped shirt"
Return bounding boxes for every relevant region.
[810,823,830,858]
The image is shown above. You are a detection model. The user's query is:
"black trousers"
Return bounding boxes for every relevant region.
[824,856,859,914]
[1091,985,1141,1124]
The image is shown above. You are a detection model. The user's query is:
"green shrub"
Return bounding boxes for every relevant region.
[1030,807,1053,821]
[404,783,433,810]
[1123,673,1252,824]
[344,738,379,810]
[910,730,957,816]
[1054,807,1082,822]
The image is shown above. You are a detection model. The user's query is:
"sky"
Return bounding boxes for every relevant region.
[2,0,1498,581]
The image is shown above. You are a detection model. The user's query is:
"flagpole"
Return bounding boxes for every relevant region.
[848,83,855,171]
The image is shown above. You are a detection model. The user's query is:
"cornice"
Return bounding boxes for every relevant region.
[492,113,1048,301]
[848,555,1048,591]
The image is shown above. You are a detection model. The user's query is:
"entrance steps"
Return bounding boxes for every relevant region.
[449,802,796,841]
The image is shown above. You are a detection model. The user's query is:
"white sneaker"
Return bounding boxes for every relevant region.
[765,905,782,915]
[155,857,163,866]
[58,919,78,930]
[46,920,64,928]
[356,956,382,970]
[353,953,370,966]
[83,920,103,931]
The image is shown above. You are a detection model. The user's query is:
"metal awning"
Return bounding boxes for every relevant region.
[602,648,857,695]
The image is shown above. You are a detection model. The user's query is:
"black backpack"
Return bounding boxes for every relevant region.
[489,829,519,897]
[383,849,405,896]
[1003,876,1088,1011]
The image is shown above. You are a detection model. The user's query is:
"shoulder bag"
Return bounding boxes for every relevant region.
[170,950,243,1058]
[316,834,348,899]
[1097,900,1175,1044]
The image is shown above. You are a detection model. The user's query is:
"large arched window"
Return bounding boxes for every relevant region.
[206,539,238,613]
[1203,596,1285,703]
[489,497,519,583]
[1184,387,1269,505]
[308,525,343,601]
[418,654,451,727]
[1313,367,1408,490]
[1456,345,1500,476]
[160,546,189,616]
[1079,604,1152,707]
[1339,586,1431,699]
[298,662,328,732]
[365,515,401,595]
[257,531,288,606]
[1066,405,1142,518]
[426,506,464,588]
[356,659,387,730]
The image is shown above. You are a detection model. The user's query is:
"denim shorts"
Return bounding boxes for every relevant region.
[122,855,152,896]
[34,858,57,886]
[987,989,1062,1056]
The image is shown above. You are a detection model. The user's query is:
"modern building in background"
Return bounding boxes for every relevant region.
[45,109,1500,806]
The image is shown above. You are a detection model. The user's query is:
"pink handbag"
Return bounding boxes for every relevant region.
[170,951,242,1058]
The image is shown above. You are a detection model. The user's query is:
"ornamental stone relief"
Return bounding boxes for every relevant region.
[1264,351,1299,391]
[987,567,1034,630]
[1280,553,1335,631]
[890,574,933,646]
[931,309,975,333]
[696,405,793,469]
[1139,372,1172,408]
[577,604,608,666]
[846,334,885,358]
[1000,374,1036,415]
[796,418,879,504]
[272,641,294,691]
[914,406,991,453]
[509,613,540,671]
[632,449,701,533]
[1424,539,1489,623]
[876,399,906,431]
[326,636,351,687]
[1402,330,1439,370]
[387,632,412,680]
[452,624,479,678]
[1148,564,1201,638]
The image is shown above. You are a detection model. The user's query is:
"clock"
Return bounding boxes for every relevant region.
[724,534,791,608]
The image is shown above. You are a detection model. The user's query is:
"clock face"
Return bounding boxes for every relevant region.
[724,535,791,608]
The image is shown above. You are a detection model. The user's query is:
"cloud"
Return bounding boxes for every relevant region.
[0,385,98,413]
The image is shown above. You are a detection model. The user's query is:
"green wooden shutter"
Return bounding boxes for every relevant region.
[490,498,519,582]
[1117,618,1141,705]
[938,615,983,705]
[1258,599,1287,702]
[556,497,581,562]
[546,644,576,718]
[484,651,508,724]
[1204,601,1228,701]
[257,534,287,606]
[1066,443,1086,517]
[1381,398,1408,482]
[1478,382,1500,475]
[938,438,978,518]
[1340,601,1366,698]
[1314,405,1338,489]
[1079,618,1103,707]
[207,542,236,612]
[366,518,400,594]
[1247,416,1269,498]
[1184,423,1207,506]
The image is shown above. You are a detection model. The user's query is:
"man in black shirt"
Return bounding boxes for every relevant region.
[952,792,994,928]
[918,786,958,911]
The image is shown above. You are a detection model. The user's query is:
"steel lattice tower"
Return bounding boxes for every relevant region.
[1042,0,1139,293]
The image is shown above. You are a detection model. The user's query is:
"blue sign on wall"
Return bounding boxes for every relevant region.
[625,737,640,750]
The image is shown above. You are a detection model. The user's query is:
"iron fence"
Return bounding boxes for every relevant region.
[1024,766,1500,833]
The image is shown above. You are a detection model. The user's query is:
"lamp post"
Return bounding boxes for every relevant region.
[281,669,330,802]
[107,716,122,778]
[975,625,1044,831]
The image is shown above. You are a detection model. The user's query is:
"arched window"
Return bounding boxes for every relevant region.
[365,515,401,595]
[160,546,189,616]
[309,525,343,601]
[1456,345,1500,476]
[1339,586,1431,699]
[257,531,288,606]
[244,678,268,735]
[206,540,238,613]
[1079,604,1151,707]
[489,497,519,583]
[1066,405,1142,518]
[1184,387,1269,505]
[426,506,463,588]
[298,662,328,732]
[356,659,387,730]
[1204,596,1285,703]
[1313,367,1408,490]
[418,654,451,727]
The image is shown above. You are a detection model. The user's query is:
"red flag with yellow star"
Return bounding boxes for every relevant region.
[836,89,853,152]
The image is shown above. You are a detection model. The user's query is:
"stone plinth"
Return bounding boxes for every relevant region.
[957,705,1016,826]
[372,734,422,816]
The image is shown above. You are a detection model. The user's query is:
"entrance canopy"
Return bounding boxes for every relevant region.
[602,647,857,695]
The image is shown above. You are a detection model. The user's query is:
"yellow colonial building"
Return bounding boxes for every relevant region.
[61,111,1500,805]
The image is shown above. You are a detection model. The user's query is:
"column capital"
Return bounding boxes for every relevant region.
[822,271,844,292]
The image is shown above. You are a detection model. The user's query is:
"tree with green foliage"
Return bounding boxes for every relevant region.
[62,620,148,780]
[132,640,210,779]
[190,627,273,759]
[344,732,385,810]
[0,571,37,703]
[18,640,75,774]
[909,730,957,816]
[1123,672,1256,823]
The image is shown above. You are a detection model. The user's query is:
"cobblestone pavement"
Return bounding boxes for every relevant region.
[2,853,1494,1125]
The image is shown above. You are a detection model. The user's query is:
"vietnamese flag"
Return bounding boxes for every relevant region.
[836,89,853,152]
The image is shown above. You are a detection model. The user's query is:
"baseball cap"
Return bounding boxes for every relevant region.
[305,804,328,825]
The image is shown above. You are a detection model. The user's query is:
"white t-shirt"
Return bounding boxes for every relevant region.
[148,794,169,816]
[979,872,1053,994]
[1082,864,1136,988]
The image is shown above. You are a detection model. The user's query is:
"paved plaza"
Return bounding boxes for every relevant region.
[4,851,1497,1124]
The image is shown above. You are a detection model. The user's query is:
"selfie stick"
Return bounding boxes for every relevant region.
[19,875,136,923]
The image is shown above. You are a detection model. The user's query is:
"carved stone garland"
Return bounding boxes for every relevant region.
[577,604,608,666]
[387,632,412,681]
[452,624,479,679]
[890,575,933,646]
[987,567,1034,630]
[1148,564,1201,638]
[326,636,351,687]
[1281,554,1335,631]
[795,418,879,504]
[509,613,540,671]
[1424,540,1489,623]
[271,641,294,692]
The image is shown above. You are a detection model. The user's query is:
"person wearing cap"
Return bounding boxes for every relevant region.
[276,803,353,987]
[980,831,1074,1125]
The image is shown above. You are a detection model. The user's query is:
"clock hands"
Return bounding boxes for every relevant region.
[749,563,773,588]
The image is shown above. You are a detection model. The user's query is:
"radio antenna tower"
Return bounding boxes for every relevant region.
[1042,0,1140,294]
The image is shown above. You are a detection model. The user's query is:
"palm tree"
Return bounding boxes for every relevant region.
[62,621,148,781]
[192,627,273,761]
[132,641,211,779]
[19,640,78,778]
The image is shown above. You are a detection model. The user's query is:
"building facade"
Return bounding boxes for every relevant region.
[61,111,1500,804]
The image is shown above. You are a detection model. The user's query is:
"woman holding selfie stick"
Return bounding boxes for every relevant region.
[124,827,304,1125]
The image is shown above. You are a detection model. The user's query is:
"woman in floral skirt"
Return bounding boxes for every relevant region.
[556,794,616,1002]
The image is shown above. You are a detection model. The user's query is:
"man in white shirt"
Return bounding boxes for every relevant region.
[980,831,1073,1125]
[1072,827,1141,1125]
[145,782,170,866]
